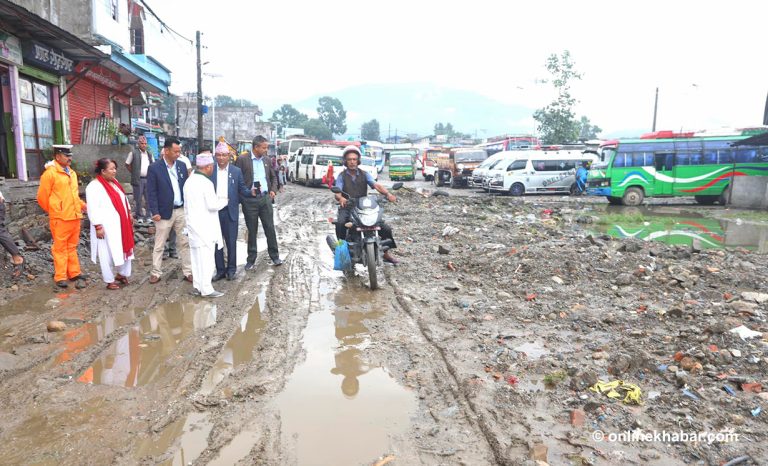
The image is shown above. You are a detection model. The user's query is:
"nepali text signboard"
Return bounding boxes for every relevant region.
[0,30,22,66]
[22,41,74,75]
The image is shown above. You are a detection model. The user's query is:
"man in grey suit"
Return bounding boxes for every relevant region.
[125,135,154,222]
[234,135,282,268]
[211,142,250,280]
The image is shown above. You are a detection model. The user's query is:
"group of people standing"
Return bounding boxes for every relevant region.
[35,135,282,297]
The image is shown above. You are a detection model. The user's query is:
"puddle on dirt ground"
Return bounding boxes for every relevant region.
[135,411,212,465]
[79,301,217,387]
[0,285,72,318]
[199,292,267,395]
[267,235,416,466]
[513,341,549,360]
[55,308,139,364]
[588,205,768,252]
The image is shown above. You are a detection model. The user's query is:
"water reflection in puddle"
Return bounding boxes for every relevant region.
[55,309,139,364]
[199,293,266,395]
[513,341,548,360]
[135,411,212,465]
[271,238,416,466]
[589,206,768,252]
[80,301,217,387]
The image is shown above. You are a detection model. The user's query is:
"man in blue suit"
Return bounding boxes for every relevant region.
[211,142,250,281]
[146,137,193,284]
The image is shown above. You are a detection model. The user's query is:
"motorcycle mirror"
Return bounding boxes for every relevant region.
[330,187,342,194]
[391,182,404,190]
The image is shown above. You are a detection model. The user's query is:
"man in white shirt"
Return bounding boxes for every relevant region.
[184,153,227,297]
[210,142,249,281]
[125,136,154,223]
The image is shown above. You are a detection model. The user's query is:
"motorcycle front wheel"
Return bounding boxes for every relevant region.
[366,242,378,290]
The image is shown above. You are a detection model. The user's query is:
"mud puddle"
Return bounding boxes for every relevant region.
[0,285,73,318]
[55,308,139,364]
[135,411,213,465]
[268,236,416,466]
[79,301,217,386]
[588,205,768,252]
[199,291,267,395]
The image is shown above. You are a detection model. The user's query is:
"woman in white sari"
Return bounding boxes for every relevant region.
[85,158,135,289]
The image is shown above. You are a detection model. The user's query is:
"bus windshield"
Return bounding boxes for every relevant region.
[390,156,412,165]
[455,151,487,162]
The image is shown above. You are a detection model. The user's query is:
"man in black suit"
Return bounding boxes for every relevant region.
[234,135,282,269]
[211,142,250,280]
[146,137,193,284]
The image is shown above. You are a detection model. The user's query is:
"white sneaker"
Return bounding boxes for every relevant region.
[202,290,224,298]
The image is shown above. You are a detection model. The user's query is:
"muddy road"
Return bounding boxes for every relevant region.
[0,183,767,465]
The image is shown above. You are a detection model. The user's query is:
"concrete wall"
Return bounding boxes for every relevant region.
[176,104,273,142]
[729,176,768,209]
[53,0,92,41]
[9,0,63,25]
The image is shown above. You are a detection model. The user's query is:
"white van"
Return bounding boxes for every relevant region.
[296,146,344,186]
[470,152,519,188]
[360,155,379,182]
[281,138,317,181]
[484,150,598,196]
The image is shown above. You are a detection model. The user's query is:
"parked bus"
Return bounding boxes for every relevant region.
[586,129,768,206]
[477,135,539,156]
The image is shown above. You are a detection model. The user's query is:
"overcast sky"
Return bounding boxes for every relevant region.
[144,0,768,136]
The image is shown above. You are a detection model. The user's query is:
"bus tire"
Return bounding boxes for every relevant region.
[694,195,718,205]
[607,196,622,205]
[622,187,644,206]
[509,182,525,197]
[435,172,445,187]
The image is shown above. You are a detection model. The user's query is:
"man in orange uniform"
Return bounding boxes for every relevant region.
[37,145,88,288]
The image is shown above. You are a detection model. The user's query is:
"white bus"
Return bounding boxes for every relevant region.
[280,137,317,181]
[363,141,385,173]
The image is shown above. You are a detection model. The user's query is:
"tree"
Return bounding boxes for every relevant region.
[361,119,380,141]
[434,122,445,135]
[269,104,309,131]
[215,95,255,107]
[317,96,347,136]
[532,50,584,145]
[578,116,602,140]
[302,118,332,140]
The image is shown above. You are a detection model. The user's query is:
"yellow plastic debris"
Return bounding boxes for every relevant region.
[589,380,643,405]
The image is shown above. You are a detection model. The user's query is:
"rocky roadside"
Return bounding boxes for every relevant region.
[385,191,767,465]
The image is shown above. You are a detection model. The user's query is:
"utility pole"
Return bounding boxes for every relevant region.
[175,98,180,136]
[651,87,659,132]
[196,30,203,150]
[388,123,391,143]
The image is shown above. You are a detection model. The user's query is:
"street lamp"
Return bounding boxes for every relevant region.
[203,72,223,146]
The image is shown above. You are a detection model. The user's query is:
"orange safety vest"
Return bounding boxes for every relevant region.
[37,162,86,220]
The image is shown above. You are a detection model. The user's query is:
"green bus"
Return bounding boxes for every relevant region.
[388,150,416,181]
[586,129,768,206]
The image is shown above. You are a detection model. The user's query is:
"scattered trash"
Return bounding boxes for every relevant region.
[543,370,567,386]
[741,383,762,393]
[506,375,518,386]
[648,391,661,400]
[750,406,761,417]
[442,225,459,237]
[729,325,763,340]
[681,388,699,401]
[589,380,643,405]
[722,385,736,396]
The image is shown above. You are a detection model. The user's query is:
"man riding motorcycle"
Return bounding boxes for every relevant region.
[334,145,399,264]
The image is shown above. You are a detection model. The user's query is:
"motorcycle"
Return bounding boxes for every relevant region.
[330,182,403,289]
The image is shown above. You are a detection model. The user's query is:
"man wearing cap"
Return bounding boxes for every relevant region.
[125,135,155,223]
[37,145,89,287]
[334,145,399,264]
[184,153,227,297]
[146,137,193,284]
[234,135,282,269]
[211,142,249,281]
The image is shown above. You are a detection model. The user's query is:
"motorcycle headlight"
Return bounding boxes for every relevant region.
[457,163,465,170]
[359,210,378,227]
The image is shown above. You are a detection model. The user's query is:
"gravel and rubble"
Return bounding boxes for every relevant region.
[385,190,768,465]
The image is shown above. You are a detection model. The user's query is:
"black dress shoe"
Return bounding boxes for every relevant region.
[56,280,69,288]
[226,272,236,281]
[271,258,284,266]
[168,252,179,259]
[212,272,226,282]
[244,262,255,271]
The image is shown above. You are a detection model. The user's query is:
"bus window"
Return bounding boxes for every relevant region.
[735,149,757,163]
[278,142,289,156]
[690,152,703,165]
[718,149,734,164]
[703,150,718,164]
[676,153,691,166]
[613,154,627,168]
[760,147,768,162]
[631,153,645,167]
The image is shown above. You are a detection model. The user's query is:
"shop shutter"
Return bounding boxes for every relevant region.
[68,79,112,144]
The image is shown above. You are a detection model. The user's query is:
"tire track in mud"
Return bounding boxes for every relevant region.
[386,270,508,465]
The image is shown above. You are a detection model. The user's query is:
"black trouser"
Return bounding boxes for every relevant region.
[335,207,396,249]
[242,195,279,263]
[0,202,19,257]
[215,209,238,274]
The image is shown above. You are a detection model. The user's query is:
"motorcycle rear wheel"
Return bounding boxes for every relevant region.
[366,242,378,290]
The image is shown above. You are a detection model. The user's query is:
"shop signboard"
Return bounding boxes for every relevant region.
[0,30,23,66]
